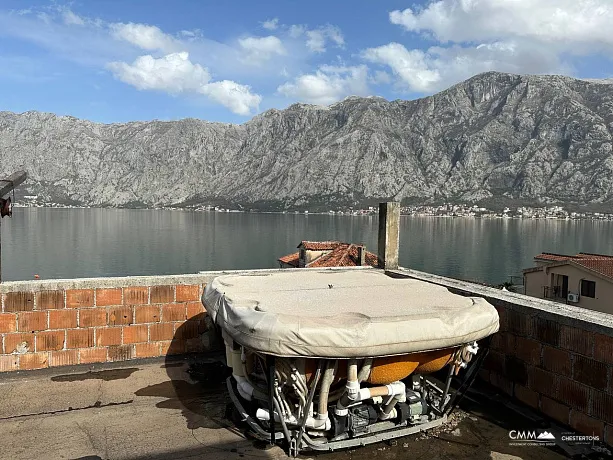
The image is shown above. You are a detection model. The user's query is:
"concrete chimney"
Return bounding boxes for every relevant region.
[357,245,366,266]
[378,202,400,270]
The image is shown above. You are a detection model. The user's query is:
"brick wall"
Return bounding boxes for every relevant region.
[395,267,613,447]
[481,302,613,445]
[0,274,215,372]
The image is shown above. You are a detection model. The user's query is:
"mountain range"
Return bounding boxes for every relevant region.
[2,71,613,211]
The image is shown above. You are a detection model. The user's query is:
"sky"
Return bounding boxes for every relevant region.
[1,0,613,124]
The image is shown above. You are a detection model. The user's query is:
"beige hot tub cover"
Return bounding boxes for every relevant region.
[202,269,499,358]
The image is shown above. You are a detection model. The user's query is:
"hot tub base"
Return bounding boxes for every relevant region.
[223,348,488,457]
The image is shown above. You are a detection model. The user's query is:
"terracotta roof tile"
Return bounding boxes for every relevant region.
[299,241,343,251]
[278,252,300,267]
[577,252,613,259]
[534,252,613,262]
[307,244,379,268]
[522,266,543,274]
[573,258,613,279]
[531,251,613,280]
[534,253,581,262]
[279,241,379,269]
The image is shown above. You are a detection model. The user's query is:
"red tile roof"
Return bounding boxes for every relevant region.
[573,258,613,279]
[278,252,300,267]
[535,252,613,262]
[534,253,583,262]
[278,242,379,268]
[307,244,379,268]
[298,241,343,251]
[529,251,613,280]
[577,252,613,259]
[522,266,543,274]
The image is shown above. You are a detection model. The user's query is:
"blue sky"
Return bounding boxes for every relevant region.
[1,0,612,123]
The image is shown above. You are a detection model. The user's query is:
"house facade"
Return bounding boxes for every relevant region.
[523,252,613,315]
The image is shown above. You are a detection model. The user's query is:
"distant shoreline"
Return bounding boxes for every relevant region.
[13,203,613,221]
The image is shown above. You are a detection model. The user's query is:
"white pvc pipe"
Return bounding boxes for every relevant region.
[348,359,358,381]
[381,382,406,418]
[318,361,337,418]
[234,375,255,401]
[256,408,331,431]
[335,380,406,415]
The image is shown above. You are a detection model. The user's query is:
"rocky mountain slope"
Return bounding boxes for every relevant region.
[2,72,613,209]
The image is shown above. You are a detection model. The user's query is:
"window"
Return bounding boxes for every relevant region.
[581,279,596,298]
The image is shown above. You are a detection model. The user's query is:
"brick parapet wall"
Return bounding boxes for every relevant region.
[482,305,613,442]
[0,273,224,372]
[394,268,613,447]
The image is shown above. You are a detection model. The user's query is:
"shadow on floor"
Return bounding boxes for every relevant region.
[135,313,234,430]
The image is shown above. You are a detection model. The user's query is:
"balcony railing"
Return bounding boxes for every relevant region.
[543,285,566,300]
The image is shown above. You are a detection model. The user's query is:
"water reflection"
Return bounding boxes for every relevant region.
[3,208,612,284]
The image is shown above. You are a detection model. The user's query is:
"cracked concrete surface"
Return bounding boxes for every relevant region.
[0,357,575,460]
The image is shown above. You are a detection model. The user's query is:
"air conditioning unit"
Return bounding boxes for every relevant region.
[567,293,580,303]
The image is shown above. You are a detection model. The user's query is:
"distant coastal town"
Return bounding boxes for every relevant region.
[16,195,613,221]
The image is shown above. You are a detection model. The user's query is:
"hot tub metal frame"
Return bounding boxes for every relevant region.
[224,348,490,457]
[226,375,448,453]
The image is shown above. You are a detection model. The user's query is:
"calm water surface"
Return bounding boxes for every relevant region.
[2,208,613,284]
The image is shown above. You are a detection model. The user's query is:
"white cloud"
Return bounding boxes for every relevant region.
[277,65,369,105]
[62,10,85,26]
[109,22,178,53]
[12,8,33,16]
[108,52,211,93]
[363,40,569,93]
[371,70,392,85]
[429,40,569,85]
[289,24,306,38]
[36,11,51,24]
[238,35,286,64]
[389,0,613,50]
[373,0,613,94]
[305,25,344,53]
[200,80,262,115]
[179,29,203,41]
[262,18,279,30]
[363,43,440,92]
[108,52,261,115]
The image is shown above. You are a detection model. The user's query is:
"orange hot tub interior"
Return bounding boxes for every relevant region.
[367,348,455,384]
[303,348,456,385]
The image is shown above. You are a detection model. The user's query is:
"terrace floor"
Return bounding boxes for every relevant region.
[0,354,603,460]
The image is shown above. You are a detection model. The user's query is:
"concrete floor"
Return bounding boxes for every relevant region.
[0,356,584,460]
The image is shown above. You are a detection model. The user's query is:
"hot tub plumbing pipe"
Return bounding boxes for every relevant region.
[315,361,337,427]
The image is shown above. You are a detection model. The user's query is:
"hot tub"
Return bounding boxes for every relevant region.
[203,269,499,456]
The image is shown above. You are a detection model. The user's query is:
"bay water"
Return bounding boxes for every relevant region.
[2,208,612,284]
